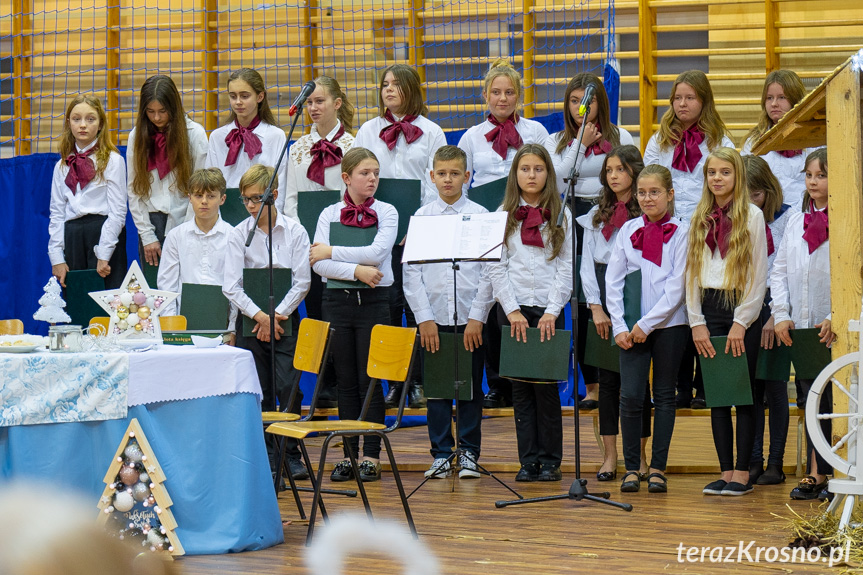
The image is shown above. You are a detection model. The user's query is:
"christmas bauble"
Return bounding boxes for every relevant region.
[132,482,150,502]
[127,314,140,326]
[129,303,139,313]
[134,324,143,331]
[120,293,134,306]
[133,291,147,306]
[124,443,144,462]
[146,296,155,308]
[117,320,129,330]
[137,306,150,319]
[119,464,139,486]
[139,472,149,484]
[114,490,135,512]
[116,306,129,320]
[139,319,151,331]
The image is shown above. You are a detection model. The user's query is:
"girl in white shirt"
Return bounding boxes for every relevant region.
[607,164,689,494]
[741,154,797,486]
[579,145,649,482]
[310,147,399,483]
[127,75,208,267]
[282,75,355,220]
[206,68,288,190]
[686,147,768,497]
[48,95,127,289]
[741,70,812,210]
[486,144,573,482]
[771,148,835,500]
[545,72,635,412]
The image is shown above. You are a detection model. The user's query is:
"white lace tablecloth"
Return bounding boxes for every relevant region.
[0,345,261,426]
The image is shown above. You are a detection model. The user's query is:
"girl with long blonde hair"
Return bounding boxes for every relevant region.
[686,147,768,497]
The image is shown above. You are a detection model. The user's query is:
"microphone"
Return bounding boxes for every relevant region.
[288,81,317,116]
[579,83,597,116]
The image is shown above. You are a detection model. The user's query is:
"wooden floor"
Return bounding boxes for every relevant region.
[177,413,838,575]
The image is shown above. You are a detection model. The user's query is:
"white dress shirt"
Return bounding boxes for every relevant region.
[642,132,736,222]
[766,204,798,276]
[486,200,574,317]
[48,140,128,265]
[770,208,831,328]
[281,120,355,220]
[222,212,311,319]
[686,203,768,329]
[354,114,446,206]
[605,215,689,337]
[544,128,634,199]
[205,120,289,191]
[458,117,550,188]
[742,138,819,211]
[577,206,622,306]
[403,195,494,326]
[157,217,234,316]
[127,116,209,246]
[312,200,398,287]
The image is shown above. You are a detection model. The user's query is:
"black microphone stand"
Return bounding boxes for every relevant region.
[495,100,631,511]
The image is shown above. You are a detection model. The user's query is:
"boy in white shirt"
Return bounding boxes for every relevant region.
[403,146,494,479]
[157,168,234,318]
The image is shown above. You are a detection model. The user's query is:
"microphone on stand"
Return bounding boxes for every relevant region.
[288,81,317,116]
[579,82,598,116]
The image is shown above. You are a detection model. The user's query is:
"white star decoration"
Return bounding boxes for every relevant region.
[89,262,178,341]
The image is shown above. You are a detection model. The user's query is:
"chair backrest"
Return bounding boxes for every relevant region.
[293,318,331,374]
[89,316,110,336]
[159,315,187,331]
[367,324,418,383]
[0,319,24,335]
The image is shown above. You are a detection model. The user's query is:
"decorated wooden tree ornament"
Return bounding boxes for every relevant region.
[96,418,184,556]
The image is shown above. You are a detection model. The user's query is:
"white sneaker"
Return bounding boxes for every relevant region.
[458,453,481,479]
[424,458,451,478]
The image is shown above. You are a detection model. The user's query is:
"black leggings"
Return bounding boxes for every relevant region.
[700,289,761,472]
[798,378,833,476]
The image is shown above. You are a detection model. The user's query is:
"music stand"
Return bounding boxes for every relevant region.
[494,97,632,512]
[401,212,521,499]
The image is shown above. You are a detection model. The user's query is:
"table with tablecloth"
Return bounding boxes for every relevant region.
[0,345,283,555]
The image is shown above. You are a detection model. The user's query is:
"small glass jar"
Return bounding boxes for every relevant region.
[49,325,83,352]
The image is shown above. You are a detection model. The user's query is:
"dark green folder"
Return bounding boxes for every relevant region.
[241,268,293,337]
[297,190,340,243]
[584,319,620,373]
[64,269,105,326]
[623,269,642,331]
[180,283,230,331]
[375,178,421,241]
[220,187,250,227]
[499,328,572,382]
[326,222,378,289]
[142,260,159,291]
[700,336,753,408]
[788,328,833,380]
[423,332,473,400]
[467,176,507,213]
[755,343,792,381]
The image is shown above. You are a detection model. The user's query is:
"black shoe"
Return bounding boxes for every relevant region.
[407,384,426,408]
[749,463,764,484]
[515,464,539,482]
[330,459,354,482]
[647,472,668,493]
[483,391,509,409]
[578,399,598,410]
[818,486,834,501]
[358,460,382,482]
[690,397,707,409]
[288,457,309,480]
[538,464,562,481]
[384,383,403,409]
[703,479,727,495]
[720,481,754,496]
[757,464,786,485]
[675,396,691,409]
[620,471,640,493]
[596,470,617,482]
[790,476,827,500]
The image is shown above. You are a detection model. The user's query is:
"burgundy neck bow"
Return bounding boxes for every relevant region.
[630,213,677,267]
[224,116,263,166]
[705,201,733,259]
[803,207,829,254]
[515,205,550,248]
[306,124,346,186]
[601,201,630,241]
[64,146,97,194]
[585,139,612,157]
[778,149,803,159]
[485,114,523,159]
[379,110,423,150]
[671,124,705,173]
[148,131,171,180]
[340,190,378,229]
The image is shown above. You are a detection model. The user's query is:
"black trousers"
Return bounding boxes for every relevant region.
[798,378,833,476]
[64,214,127,289]
[235,310,303,464]
[483,302,511,401]
[700,289,761,472]
[574,198,599,387]
[751,301,789,467]
[498,305,565,467]
[322,286,390,459]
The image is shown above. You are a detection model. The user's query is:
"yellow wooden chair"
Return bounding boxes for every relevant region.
[0,319,24,335]
[159,315,187,331]
[88,316,110,336]
[266,324,419,545]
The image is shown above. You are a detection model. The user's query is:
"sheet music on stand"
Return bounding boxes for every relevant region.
[401,212,508,264]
